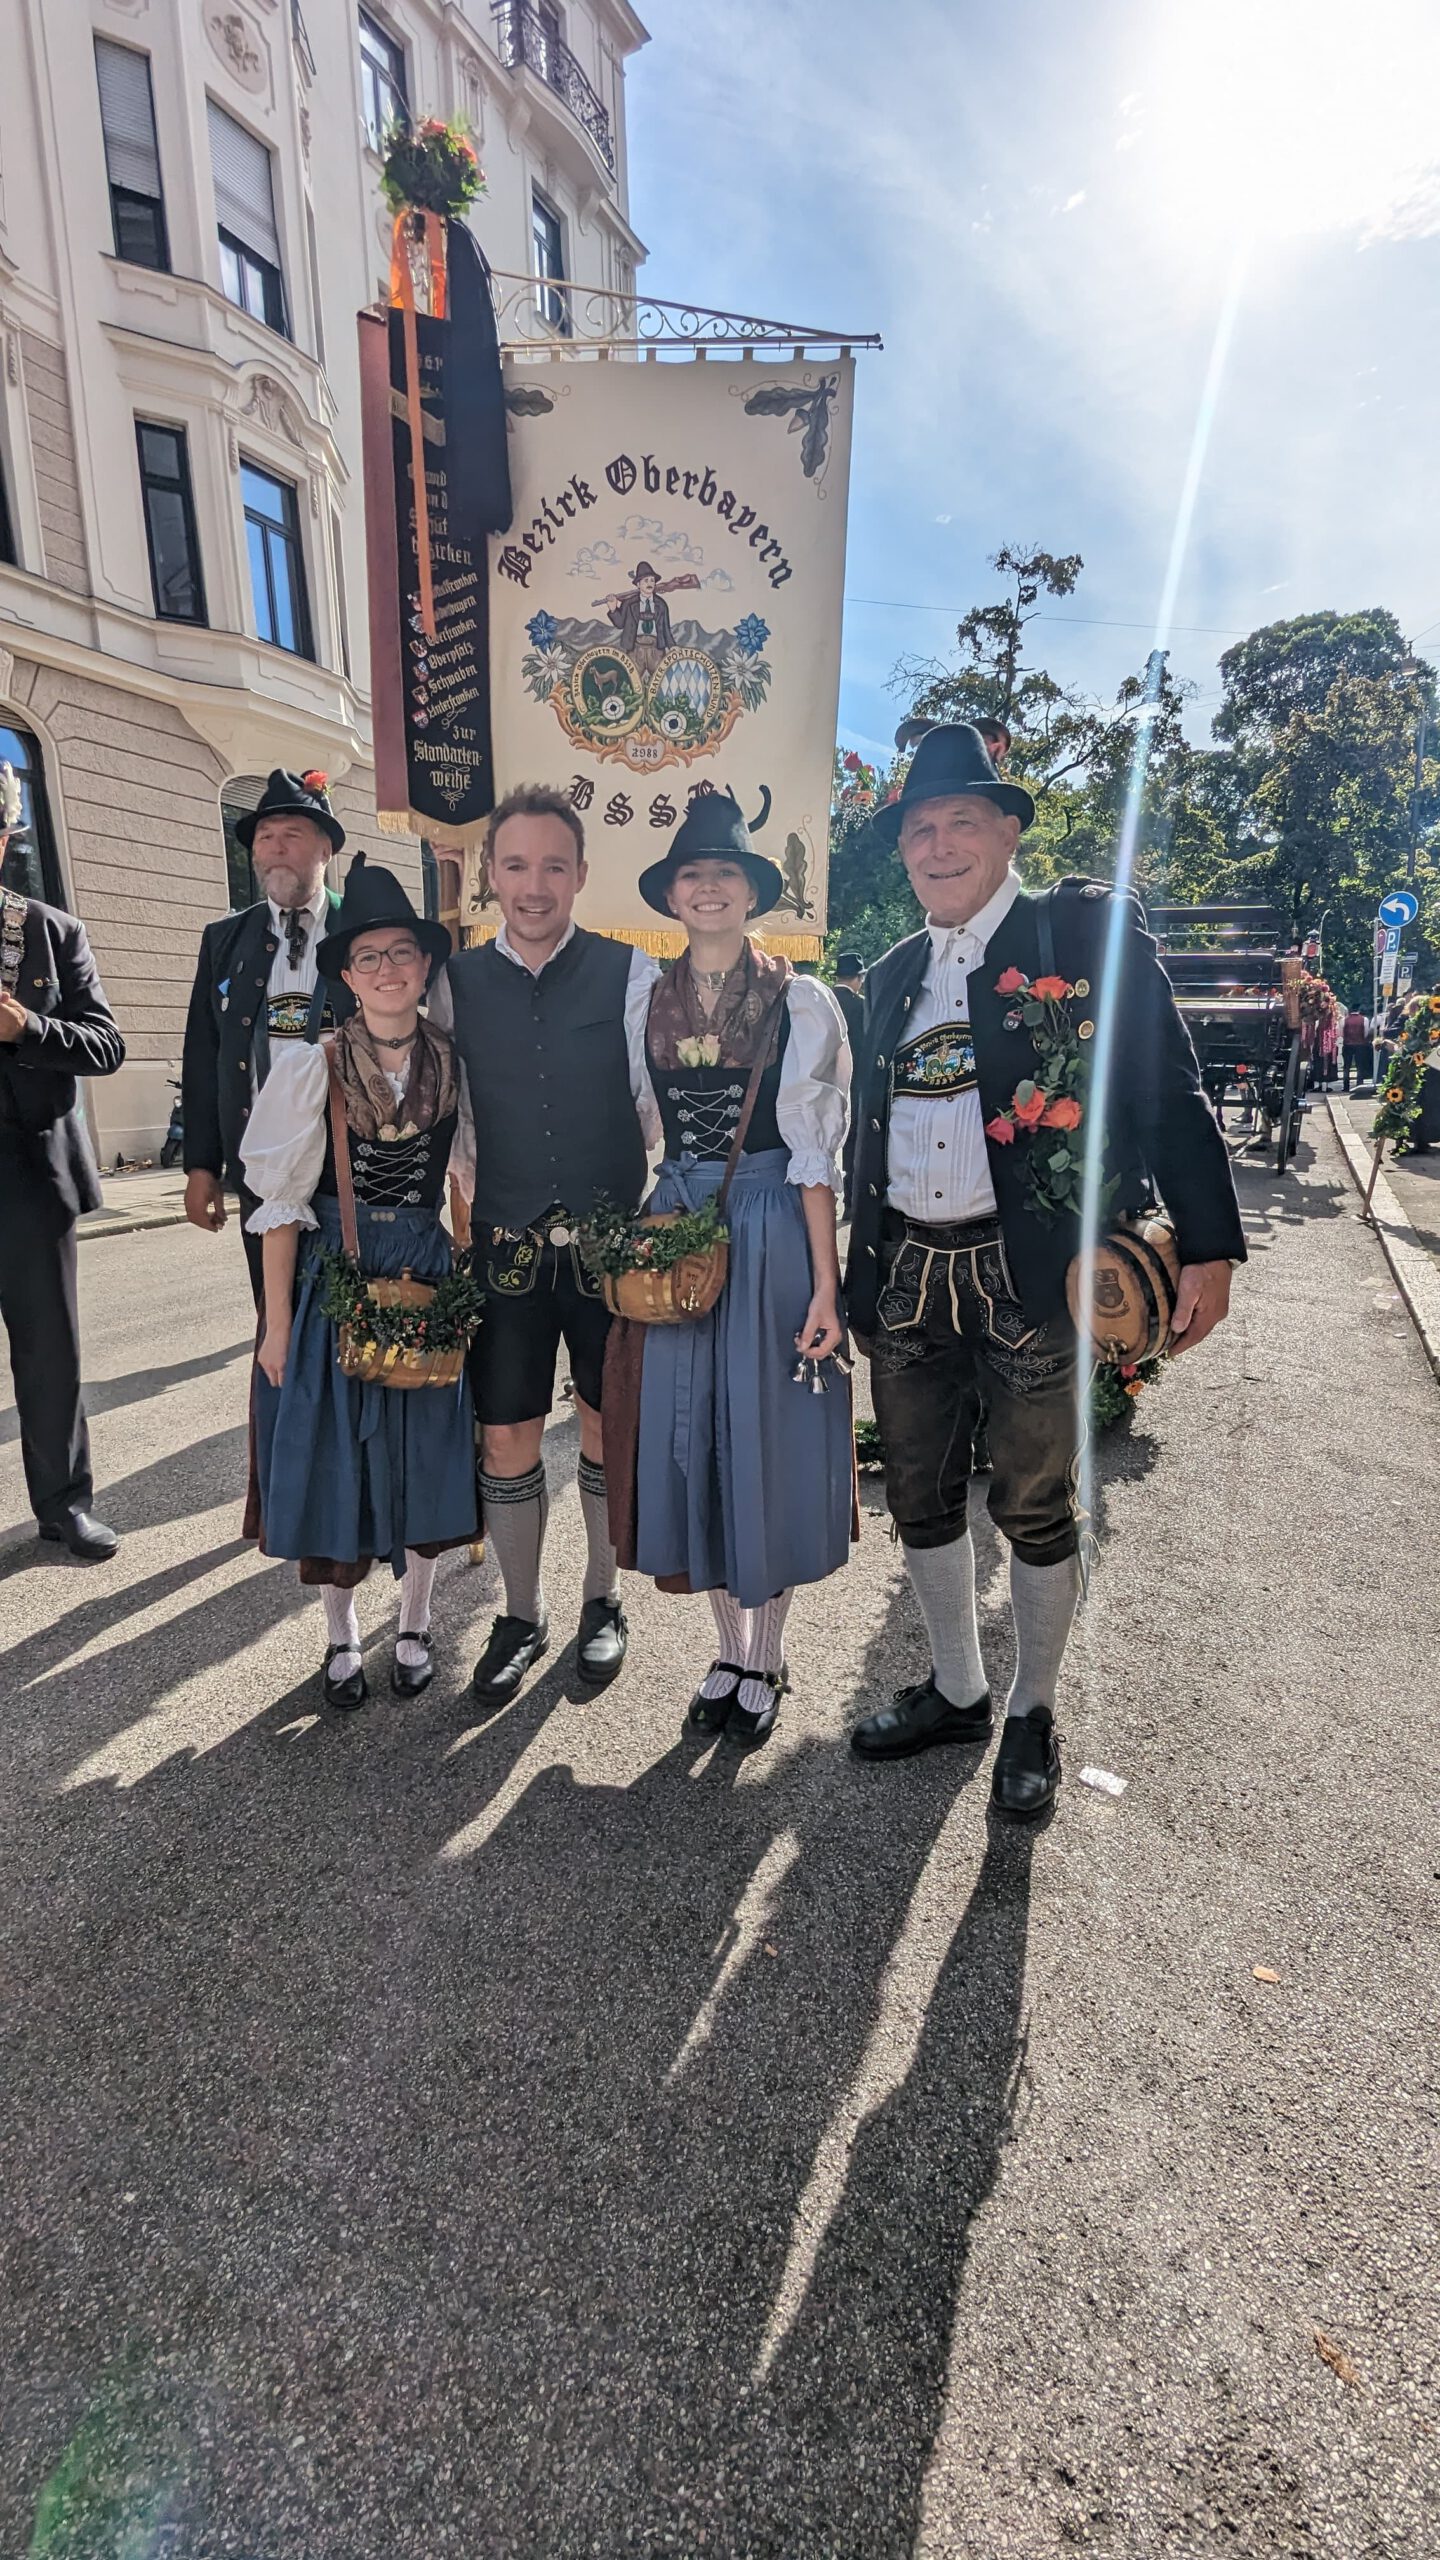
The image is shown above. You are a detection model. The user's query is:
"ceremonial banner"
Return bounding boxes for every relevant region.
[483,356,855,953]
[359,222,509,845]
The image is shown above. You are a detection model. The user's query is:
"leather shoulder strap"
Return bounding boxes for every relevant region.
[323,1040,361,1260]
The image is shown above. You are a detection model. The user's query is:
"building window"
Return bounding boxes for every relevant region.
[532,190,570,336]
[359,10,408,151]
[208,102,288,336]
[95,39,169,273]
[0,720,64,906]
[331,503,352,681]
[242,462,312,657]
[136,422,206,625]
[221,788,261,911]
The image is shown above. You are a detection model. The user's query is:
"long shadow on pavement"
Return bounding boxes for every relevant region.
[0,1563,1033,2558]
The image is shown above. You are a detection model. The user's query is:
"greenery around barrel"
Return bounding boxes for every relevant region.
[316,1246,485,1356]
[577,1193,729,1282]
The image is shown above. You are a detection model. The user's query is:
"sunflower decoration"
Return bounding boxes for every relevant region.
[1372,997,1440,1152]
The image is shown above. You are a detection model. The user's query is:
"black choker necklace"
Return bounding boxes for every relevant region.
[370,1029,416,1051]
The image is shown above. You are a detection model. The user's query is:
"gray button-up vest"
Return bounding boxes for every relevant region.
[445,928,646,1228]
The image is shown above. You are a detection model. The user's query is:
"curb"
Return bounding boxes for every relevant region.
[1327,1096,1440,1382]
[77,1211,189,1243]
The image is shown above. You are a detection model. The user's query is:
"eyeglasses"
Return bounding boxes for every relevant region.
[348,940,422,974]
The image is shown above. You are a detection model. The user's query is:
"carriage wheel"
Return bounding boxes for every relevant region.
[1275,1030,1304,1172]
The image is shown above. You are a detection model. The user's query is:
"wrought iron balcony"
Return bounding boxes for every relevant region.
[492,3,616,177]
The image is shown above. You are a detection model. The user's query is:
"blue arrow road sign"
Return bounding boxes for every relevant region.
[1378,889,1419,928]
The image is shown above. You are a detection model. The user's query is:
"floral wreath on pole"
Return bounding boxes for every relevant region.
[1371,990,1440,1153]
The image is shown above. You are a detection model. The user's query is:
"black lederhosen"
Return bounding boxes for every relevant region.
[868,1208,1082,1566]
[465,1217,612,1425]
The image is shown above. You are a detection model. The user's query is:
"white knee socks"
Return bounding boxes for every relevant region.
[702,1590,749,1697]
[397,1549,439,1670]
[902,1532,988,1710]
[1007,1554,1081,1718]
[321,1582,361,1681]
[738,1589,793,1717]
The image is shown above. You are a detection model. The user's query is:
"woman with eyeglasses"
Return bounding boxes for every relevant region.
[240,856,477,1707]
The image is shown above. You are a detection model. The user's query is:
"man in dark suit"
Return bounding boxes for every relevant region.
[0,795,124,1560]
[845,724,1244,1817]
[181,769,354,1307]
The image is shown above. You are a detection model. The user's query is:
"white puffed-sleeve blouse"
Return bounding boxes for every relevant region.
[239,1040,436,1233]
[636,972,852,1193]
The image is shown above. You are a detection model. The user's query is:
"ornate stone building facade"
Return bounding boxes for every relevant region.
[0,0,647,1154]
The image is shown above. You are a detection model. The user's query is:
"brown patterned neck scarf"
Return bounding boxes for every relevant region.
[647,938,792,1072]
[329,1013,457,1142]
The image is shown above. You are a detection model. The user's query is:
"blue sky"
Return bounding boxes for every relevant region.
[626,0,1440,763]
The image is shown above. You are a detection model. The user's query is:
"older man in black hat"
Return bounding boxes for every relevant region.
[846,723,1244,1817]
[181,768,355,1307]
[0,767,124,1560]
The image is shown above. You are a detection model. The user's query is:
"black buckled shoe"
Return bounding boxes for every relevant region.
[322,1644,368,1712]
[576,1596,627,1690]
[472,1613,550,1706]
[990,1705,1062,1820]
[687,1661,744,1732]
[391,1631,434,1699]
[850,1678,993,1760]
[38,1508,119,1564]
[727,1666,789,1748]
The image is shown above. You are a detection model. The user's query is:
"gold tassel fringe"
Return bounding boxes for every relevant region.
[460,918,823,961]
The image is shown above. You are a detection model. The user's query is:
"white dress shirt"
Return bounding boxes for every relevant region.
[427,919,664,1199]
[885,867,1022,1224]
[265,880,328,1002]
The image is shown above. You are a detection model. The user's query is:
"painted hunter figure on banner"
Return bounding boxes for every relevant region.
[484,357,856,952]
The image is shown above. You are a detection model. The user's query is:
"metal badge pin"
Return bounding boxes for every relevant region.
[548,1223,573,1248]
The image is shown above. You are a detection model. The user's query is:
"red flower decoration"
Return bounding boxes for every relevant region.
[1040,1095,1082,1130]
[984,1114,1017,1145]
[1030,974,1072,1003]
[300,769,329,793]
[995,966,1028,995]
[843,750,861,772]
[1012,1087,1047,1129]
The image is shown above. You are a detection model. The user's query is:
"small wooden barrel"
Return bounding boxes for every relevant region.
[600,1215,729,1324]
[1066,1217,1181,1363]
[337,1271,467,1389]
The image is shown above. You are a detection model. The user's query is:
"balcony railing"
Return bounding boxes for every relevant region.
[492,3,616,176]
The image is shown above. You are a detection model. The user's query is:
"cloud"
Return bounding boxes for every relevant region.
[1058,191,1087,214]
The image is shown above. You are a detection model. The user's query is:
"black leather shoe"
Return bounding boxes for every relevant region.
[38,1509,119,1563]
[322,1644,368,1712]
[850,1678,993,1760]
[472,1613,549,1705]
[728,1666,789,1747]
[575,1596,627,1690]
[688,1661,743,1732]
[991,1705,1061,1819]
[391,1631,434,1698]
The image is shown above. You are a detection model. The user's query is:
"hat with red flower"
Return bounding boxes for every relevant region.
[236,766,345,852]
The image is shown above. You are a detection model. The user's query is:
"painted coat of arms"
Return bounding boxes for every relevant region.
[520,560,774,772]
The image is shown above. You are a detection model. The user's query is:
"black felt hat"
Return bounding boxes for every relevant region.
[869,723,1034,847]
[314,853,451,984]
[638,786,784,919]
[236,767,346,853]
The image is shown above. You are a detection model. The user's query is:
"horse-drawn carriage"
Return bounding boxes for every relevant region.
[1145,901,1307,1173]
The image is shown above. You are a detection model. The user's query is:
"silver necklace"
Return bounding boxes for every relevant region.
[693,965,732,991]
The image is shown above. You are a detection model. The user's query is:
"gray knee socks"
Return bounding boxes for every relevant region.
[576,1454,620,1606]
[902,1532,988,1710]
[478,1463,548,1626]
[1007,1553,1081,1718]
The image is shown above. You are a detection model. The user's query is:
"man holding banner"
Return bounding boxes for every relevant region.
[434,787,659,1707]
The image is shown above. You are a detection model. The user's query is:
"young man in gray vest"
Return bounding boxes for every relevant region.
[434,786,660,1702]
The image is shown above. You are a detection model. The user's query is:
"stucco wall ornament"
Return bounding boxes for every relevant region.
[205,7,267,92]
[241,373,303,445]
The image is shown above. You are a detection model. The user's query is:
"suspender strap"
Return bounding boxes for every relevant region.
[1036,884,1059,984]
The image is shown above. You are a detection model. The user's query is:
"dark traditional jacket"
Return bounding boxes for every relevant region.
[0,894,124,1230]
[182,894,352,1186]
[845,878,1246,1334]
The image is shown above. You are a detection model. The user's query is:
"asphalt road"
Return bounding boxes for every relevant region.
[1,1112,1436,2559]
